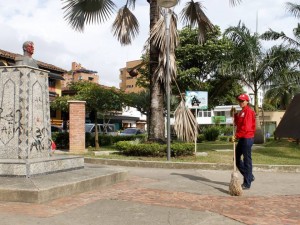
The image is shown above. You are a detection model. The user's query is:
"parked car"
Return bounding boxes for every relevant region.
[51,125,63,133]
[85,123,117,136]
[119,128,144,136]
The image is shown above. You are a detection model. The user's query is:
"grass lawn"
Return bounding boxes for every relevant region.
[86,139,300,165]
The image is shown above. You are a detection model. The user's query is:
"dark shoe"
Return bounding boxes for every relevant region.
[252,176,255,182]
[241,184,250,190]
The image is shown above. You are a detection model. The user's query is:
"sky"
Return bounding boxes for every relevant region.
[0,0,297,87]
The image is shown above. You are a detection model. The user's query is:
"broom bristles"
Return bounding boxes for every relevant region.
[229,171,243,196]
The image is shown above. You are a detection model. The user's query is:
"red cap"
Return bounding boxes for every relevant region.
[237,94,250,102]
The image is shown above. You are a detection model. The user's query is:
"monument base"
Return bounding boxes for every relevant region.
[0,155,84,177]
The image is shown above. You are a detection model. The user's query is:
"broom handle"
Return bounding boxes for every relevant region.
[233,115,237,172]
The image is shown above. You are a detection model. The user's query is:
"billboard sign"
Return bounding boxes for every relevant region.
[185,91,208,109]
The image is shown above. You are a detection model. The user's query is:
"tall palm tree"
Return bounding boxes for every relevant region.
[61,0,241,142]
[264,68,300,110]
[261,2,300,48]
[224,22,300,143]
[224,22,299,113]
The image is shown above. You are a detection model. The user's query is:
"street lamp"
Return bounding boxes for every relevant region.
[157,0,178,161]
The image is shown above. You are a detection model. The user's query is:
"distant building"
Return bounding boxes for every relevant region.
[62,62,99,89]
[119,59,145,93]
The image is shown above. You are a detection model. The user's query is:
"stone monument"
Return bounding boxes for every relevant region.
[15,41,39,68]
[0,41,84,177]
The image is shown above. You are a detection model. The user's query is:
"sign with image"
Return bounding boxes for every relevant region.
[185,91,208,109]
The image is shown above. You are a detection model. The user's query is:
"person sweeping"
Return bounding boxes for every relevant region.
[229,106,243,196]
[231,94,256,191]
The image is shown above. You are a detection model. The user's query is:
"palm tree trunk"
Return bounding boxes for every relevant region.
[148,0,165,142]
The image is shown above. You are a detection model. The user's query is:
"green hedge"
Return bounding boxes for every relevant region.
[86,133,147,147]
[115,141,194,157]
[51,132,147,149]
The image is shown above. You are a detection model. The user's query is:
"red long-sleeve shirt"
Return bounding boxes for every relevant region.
[234,105,256,138]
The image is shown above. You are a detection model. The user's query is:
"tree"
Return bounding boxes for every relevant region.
[263,68,300,110]
[52,81,124,148]
[224,22,300,143]
[175,26,244,108]
[259,2,300,110]
[61,0,242,143]
[261,2,300,48]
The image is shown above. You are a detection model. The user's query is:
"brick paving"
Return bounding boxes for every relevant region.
[0,175,299,225]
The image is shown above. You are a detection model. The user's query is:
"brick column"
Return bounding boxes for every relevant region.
[68,101,86,153]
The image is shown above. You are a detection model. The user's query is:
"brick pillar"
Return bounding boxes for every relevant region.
[68,101,86,153]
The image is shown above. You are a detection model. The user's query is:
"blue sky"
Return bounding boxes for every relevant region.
[0,0,297,87]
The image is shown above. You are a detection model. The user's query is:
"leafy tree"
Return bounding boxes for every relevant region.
[50,95,73,112]
[52,81,124,148]
[61,0,242,143]
[175,27,243,108]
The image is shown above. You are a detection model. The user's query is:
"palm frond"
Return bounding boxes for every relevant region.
[173,100,197,142]
[180,1,214,44]
[286,2,300,19]
[62,0,116,31]
[261,29,300,48]
[112,6,139,45]
[149,11,179,87]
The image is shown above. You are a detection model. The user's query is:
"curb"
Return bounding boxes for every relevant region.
[85,157,300,173]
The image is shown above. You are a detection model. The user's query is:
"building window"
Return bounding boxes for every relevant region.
[49,79,56,87]
[216,111,225,116]
[78,76,82,80]
[88,77,94,81]
[203,111,211,117]
[198,111,211,117]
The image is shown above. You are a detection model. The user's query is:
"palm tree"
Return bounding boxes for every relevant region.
[261,2,300,48]
[264,68,300,110]
[224,22,300,143]
[61,0,241,142]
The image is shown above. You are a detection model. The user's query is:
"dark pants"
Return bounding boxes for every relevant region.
[236,138,254,187]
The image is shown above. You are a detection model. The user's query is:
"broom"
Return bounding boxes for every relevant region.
[229,107,243,196]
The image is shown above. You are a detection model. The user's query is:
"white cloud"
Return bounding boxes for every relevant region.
[0,0,297,87]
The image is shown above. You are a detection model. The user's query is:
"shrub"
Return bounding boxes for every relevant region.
[52,132,69,149]
[197,134,205,143]
[86,134,147,147]
[219,136,229,142]
[220,126,233,136]
[171,142,194,157]
[204,126,220,141]
[115,141,194,157]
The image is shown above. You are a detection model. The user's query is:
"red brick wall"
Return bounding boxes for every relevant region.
[68,101,86,153]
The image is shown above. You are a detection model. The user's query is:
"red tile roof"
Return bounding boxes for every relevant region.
[0,49,67,73]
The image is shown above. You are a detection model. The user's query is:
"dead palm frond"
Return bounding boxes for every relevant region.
[173,100,197,142]
[180,1,214,44]
[112,6,139,45]
[149,10,179,88]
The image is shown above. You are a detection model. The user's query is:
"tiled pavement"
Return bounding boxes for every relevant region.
[0,165,299,225]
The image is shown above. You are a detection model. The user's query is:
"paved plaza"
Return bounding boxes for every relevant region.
[0,163,299,225]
